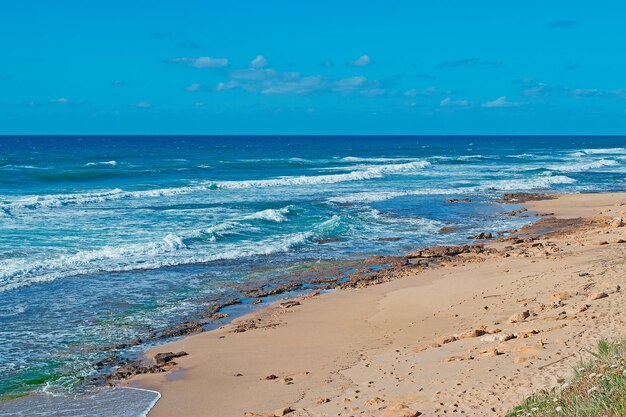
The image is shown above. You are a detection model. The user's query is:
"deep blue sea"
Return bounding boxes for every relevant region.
[1,136,625,414]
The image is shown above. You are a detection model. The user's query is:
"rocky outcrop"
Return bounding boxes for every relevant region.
[154,351,188,366]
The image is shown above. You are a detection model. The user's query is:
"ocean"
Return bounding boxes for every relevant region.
[0,135,625,414]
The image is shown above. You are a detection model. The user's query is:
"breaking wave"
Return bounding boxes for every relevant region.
[243,206,293,223]
[550,159,619,172]
[0,214,340,293]
[84,161,117,167]
[3,161,431,212]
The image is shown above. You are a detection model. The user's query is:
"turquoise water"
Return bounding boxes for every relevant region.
[1,136,625,404]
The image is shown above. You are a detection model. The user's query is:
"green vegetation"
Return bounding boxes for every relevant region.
[507,339,626,417]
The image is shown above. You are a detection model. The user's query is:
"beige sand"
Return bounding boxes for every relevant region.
[126,193,626,417]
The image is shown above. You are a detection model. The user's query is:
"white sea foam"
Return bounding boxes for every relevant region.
[216,161,431,189]
[581,148,626,155]
[0,216,337,293]
[84,160,117,167]
[327,188,458,204]
[243,206,293,223]
[0,164,43,169]
[549,159,619,172]
[479,175,576,191]
[4,161,431,212]
[340,156,421,163]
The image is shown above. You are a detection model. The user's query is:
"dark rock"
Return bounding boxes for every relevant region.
[150,321,203,340]
[278,300,301,309]
[468,232,493,240]
[501,192,555,203]
[153,351,188,366]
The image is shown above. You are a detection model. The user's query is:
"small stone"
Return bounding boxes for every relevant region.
[316,398,330,404]
[274,406,294,416]
[550,292,569,302]
[379,404,422,417]
[435,335,458,345]
[588,292,608,301]
[265,374,279,380]
[458,327,488,339]
[480,348,502,357]
[279,300,301,309]
[507,310,530,324]
[366,397,385,406]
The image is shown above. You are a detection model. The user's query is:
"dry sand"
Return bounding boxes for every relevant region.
[126,193,626,417]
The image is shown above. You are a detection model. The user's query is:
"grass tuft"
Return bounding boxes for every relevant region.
[506,339,626,417]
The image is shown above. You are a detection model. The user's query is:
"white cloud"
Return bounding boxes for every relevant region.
[249,55,269,69]
[333,76,367,92]
[132,101,151,108]
[186,83,201,92]
[50,97,70,104]
[440,97,469,107]
[481,96,522,108]
[215,81,239,91]
[168,56,228,68]
[404,87,436,97]
[215,66,390,97]
[348,54,371,66]
[261,75,325,95]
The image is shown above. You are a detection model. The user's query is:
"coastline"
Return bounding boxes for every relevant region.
[121,192,626,416]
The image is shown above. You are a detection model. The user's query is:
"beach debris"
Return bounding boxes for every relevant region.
[379,404,422,417]
[507,310,530,323]
[153,351,188,366]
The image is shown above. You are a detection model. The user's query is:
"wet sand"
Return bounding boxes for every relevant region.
[126,192,626,417]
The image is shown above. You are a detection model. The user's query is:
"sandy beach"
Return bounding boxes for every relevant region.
[125,192,626,417]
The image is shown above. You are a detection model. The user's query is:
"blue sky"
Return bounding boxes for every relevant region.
[1,1,626,134]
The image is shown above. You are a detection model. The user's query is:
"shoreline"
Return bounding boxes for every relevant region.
[93,195,537,385]
[121,191,626,416]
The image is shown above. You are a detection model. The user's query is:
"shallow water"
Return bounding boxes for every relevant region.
[0,387,159,417]
[1,135,625,406]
